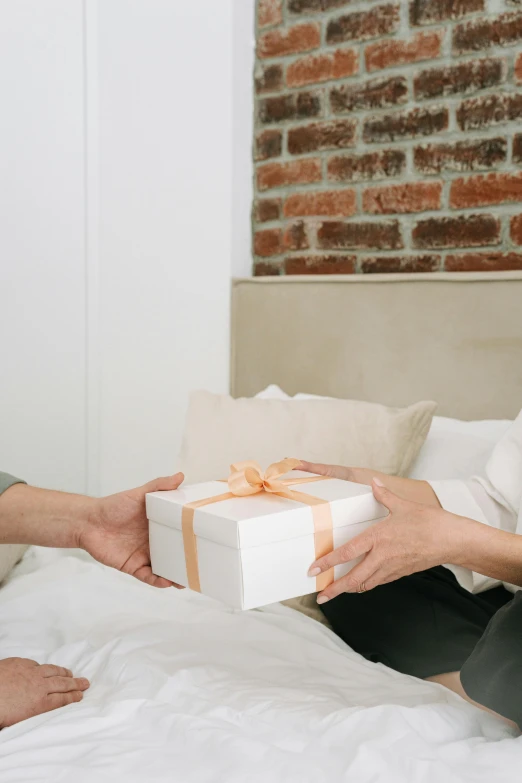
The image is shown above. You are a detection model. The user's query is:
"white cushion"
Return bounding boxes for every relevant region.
[254,387,511,480]
[409,416,512,481]
[253,384,290,400]
[179,391,437,485]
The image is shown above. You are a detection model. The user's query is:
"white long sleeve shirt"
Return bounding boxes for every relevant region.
[429,410,522,594]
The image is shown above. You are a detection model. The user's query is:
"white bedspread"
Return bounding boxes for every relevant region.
[0,548,519,782]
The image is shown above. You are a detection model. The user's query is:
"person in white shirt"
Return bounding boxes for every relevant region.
[299,409,522,729]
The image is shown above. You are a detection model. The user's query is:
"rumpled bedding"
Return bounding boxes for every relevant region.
[0,548,519,782]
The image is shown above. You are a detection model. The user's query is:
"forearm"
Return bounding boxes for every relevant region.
[0,484,96,548]
[350,468,441,508]
[454,520,522,587]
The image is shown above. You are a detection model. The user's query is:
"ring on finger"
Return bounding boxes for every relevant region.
[357,582,367,593]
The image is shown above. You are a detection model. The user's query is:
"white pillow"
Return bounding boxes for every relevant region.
[253,384,290,400]
[178,391,436,484]
[254,386,511,480]
[409,416,512,481]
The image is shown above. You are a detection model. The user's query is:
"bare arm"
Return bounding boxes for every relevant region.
[459,522,522,587]
[310,480,522,603]
[0,483,92,548]
[0,473,184,588]
[298,461,441,507]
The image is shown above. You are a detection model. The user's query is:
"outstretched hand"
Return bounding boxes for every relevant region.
[309,478,473,604]
[80,474,184,588]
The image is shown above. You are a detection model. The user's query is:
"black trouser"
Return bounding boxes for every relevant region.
[321,566,522,726]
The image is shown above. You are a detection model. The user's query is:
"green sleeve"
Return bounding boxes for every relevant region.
[0,472,26,495]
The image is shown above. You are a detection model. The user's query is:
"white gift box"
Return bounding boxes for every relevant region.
[146,470,387,610]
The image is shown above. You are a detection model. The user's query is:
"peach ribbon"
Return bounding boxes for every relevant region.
[181,458,334,594]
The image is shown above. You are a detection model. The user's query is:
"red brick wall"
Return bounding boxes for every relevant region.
[252,0,522,275]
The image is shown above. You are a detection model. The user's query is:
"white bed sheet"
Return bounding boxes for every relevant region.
[0,547,519,782]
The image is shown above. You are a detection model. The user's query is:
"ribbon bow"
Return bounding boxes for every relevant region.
[227,458,300,497]
[180,458,334,595]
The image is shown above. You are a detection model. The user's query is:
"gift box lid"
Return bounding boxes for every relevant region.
[146,471,385,549]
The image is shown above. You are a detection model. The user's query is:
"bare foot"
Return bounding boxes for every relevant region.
[0,657,90,728]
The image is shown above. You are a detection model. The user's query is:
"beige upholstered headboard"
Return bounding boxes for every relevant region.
[231,272,522,420]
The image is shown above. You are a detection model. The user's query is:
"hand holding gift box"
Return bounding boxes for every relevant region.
[146,459,386,610]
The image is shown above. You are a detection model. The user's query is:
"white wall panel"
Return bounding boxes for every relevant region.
[96,0,234,493]
[0,0,86,492]
[0,0,253,498]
